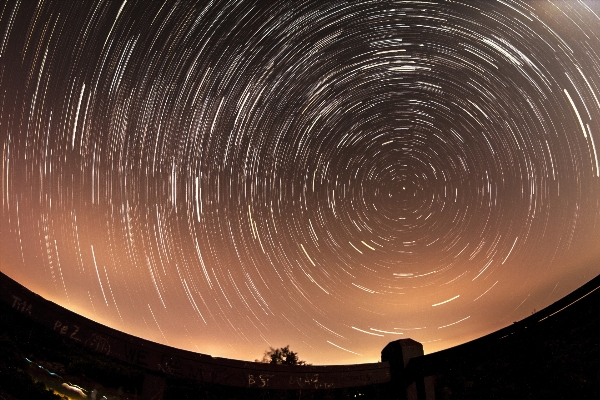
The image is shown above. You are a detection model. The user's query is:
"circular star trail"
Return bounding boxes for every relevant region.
[1,0,599,364]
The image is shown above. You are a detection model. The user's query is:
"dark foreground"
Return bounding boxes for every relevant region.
[1,273,599,399]
[428,275,600,399]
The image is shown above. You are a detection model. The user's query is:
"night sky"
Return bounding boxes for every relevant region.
[1,0,599,365]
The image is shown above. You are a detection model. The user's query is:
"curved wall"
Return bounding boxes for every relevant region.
[0,271,390,390]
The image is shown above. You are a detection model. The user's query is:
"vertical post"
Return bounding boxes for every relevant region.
[382,339,433,400]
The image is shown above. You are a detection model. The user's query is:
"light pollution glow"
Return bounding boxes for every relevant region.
[1,0,599,365]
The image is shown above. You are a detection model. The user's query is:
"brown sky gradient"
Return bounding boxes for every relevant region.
[1,0,600,365]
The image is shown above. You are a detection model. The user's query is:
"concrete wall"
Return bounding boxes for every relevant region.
[1,271,390,390]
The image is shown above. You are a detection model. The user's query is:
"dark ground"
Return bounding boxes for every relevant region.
[1,274,598,399]
[425,275,600,400]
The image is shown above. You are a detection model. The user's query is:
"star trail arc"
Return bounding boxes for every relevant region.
[1,0,599,364]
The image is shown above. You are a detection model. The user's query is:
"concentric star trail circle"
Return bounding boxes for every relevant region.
[1,0,599,364]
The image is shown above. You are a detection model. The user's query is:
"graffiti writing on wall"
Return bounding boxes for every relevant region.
[289,373,335,389]
[53,320,82,341]
[11,295,33,315]
[248,373,274,388]
[84,333,112,355]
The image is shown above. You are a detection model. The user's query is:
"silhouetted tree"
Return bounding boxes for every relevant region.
[258,345,307,365]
